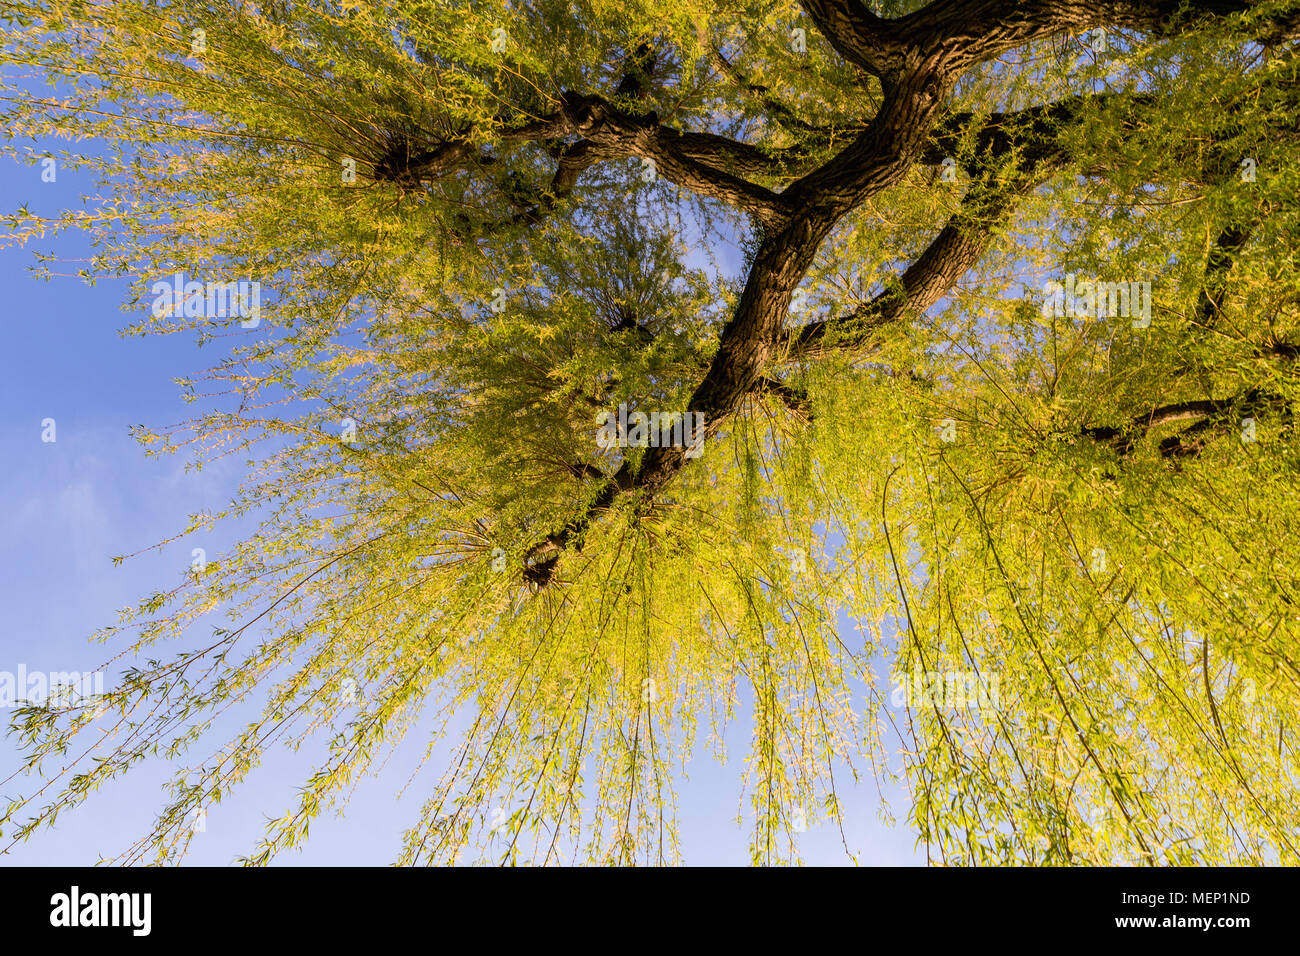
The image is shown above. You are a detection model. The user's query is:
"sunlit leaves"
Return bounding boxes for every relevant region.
[2,0,1299,866]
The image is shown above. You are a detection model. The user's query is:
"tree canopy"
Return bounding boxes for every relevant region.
[3,0,1300,865]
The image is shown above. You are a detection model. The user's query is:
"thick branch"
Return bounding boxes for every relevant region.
[802,0,906,78]
[788,161,1061,357]
[757,376,814,419]
[920,93,1156,170]
[806,0,1291,84]
[1083,391,1291,457]
[888,0,1262,73]
[558,91,794,226]
[376,98,796,227]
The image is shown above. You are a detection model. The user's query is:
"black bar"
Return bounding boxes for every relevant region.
[0,866,1282,943]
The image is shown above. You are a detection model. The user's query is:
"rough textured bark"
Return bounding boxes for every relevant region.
[496,0,1288,586]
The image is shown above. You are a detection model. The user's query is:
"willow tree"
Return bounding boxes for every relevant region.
[3,0,1300,866]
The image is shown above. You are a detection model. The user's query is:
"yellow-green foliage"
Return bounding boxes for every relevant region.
[2,0,1298,865]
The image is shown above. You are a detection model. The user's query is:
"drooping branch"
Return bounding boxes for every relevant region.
[384,117,572,183]
[369,97,796,227]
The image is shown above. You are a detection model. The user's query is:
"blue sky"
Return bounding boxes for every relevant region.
[0,146,924,866]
